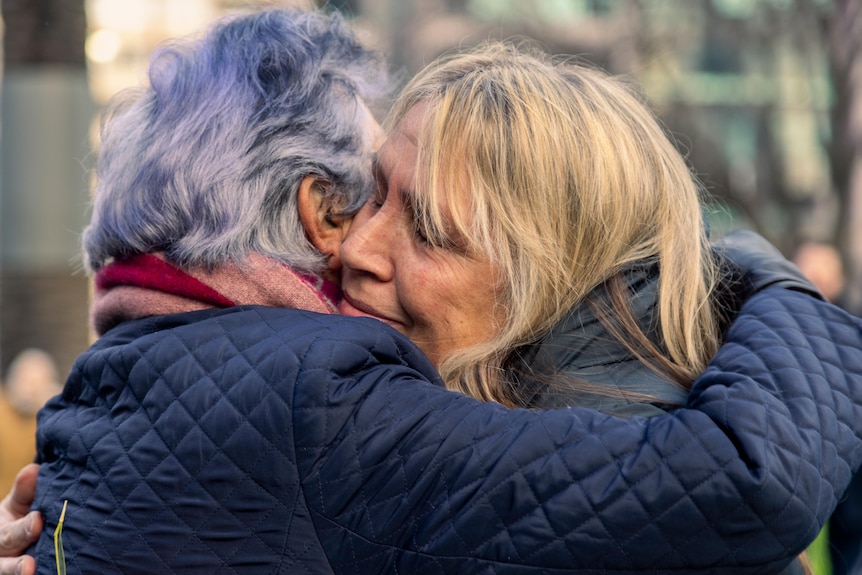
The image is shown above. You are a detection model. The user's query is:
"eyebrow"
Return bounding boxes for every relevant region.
[372,150,432,239]
[406,180,471,254]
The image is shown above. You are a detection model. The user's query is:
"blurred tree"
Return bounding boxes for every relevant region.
[822,9,862,571]
[632,0,837,249]
[827,0,862,314]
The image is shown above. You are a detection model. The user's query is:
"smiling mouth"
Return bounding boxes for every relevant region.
[338,294,402,331]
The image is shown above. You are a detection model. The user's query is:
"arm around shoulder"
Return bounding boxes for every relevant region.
[292,297,862,573]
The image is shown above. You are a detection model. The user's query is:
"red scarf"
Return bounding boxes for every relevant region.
[90,253,339,335]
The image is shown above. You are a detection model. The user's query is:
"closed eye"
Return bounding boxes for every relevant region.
[370,154,387,209]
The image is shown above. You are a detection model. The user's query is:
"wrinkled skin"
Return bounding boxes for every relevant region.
[0,464,41,575]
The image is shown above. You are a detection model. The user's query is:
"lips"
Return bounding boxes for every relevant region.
[338,293,402,331]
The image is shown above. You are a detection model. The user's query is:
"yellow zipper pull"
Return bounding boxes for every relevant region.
[53,500,68,575]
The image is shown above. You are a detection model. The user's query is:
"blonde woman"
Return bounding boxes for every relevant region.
[343,41,753,407]
[339,42,833,573]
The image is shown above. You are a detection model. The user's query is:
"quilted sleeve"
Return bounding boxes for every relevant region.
[293,289,862,575]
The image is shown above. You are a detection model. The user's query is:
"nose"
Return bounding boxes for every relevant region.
[340,200,394,282]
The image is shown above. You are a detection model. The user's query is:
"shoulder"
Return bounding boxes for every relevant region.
[194,307,445,406]
[221,306,440,380]
[117,305,431,363]
[712,230,821,320]
[80,306,442,404]
[721,288,861,355]
[692,287,862,414]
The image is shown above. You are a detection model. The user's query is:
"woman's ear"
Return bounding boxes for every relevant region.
[297,175,350,272]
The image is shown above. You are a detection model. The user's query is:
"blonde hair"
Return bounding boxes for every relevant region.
[389,42,722,405]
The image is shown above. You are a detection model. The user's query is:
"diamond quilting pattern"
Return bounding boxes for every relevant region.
[296,290,862,573]
[31,292,862,574]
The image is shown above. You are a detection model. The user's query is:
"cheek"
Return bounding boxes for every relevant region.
[394,262,433,310]
[413,261,491,328]
[459,263,504,332]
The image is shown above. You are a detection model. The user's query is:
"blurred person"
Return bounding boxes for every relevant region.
[794,242,846,303]
[0,350,61,494]
[0,8,861,575]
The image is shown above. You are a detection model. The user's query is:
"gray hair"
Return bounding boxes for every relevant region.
[83,8,390,273]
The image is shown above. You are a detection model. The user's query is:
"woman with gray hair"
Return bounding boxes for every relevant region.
[1,7,861,575]
[82,6,387,319]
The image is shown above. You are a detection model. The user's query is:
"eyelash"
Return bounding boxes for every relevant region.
[370,164,436,249]
[412,218,431,245]
[401,195,433,247]
[370,180,385,210]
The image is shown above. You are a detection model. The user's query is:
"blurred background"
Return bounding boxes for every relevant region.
[2,0,860,383]
[0,0,860,462]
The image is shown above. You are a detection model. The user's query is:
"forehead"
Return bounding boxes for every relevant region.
[358,98,385,153]
[378,104,479,252]
[376,105,425,184]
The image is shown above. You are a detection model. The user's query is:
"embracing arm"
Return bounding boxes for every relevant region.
[296,289,862,574]
[5,290,857,573]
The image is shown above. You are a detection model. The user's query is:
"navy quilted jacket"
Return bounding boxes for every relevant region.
[32,288,862,574]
